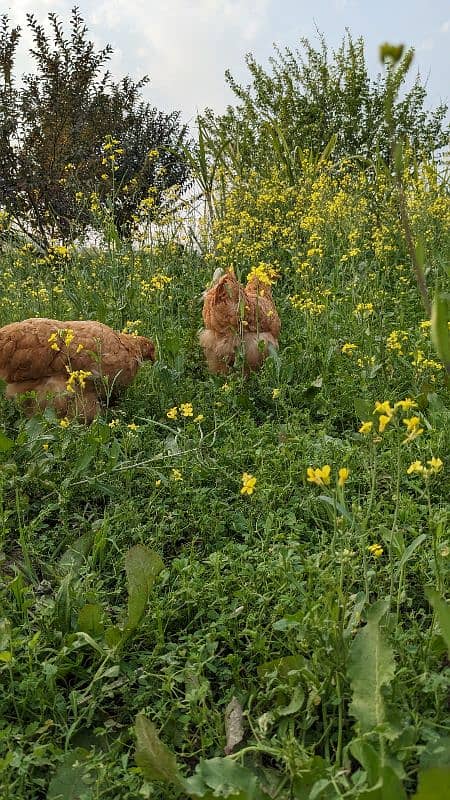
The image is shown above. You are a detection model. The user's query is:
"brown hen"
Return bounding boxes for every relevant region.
[199,269,280,375]
[0,318,155,421]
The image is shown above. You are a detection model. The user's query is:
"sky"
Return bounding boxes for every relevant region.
[6,0,450,126]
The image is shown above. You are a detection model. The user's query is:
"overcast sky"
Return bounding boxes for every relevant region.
[7,0,450,125]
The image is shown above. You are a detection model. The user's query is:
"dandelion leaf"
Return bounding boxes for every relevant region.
[47,748,94,799]
[347,599,395,733]
[125,545,163,634]
[134,714,183,787]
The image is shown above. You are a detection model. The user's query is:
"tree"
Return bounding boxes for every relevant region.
[197,33,449,182]
[0,8,190,249]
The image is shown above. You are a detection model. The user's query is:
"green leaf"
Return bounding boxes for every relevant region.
[185,757,271,799]
[277,686,305,716]
[77,604,104,637]
[349,739,381,787]
[412,767,450,800]
[397,534,427,570]
[425,588,450,655]
[47,748,94,799]
[357,765,407,799]
[0,431,15,452]
[124,545,164,635]
[347,600,395,733]
[431,292,450,372]
[317,494,354,523]
[134,714,184,787]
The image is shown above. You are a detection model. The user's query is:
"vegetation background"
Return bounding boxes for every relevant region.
[0,9,449,800]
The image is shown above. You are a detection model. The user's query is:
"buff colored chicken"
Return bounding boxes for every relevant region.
[0,318,155,421]
[199,268,280,375]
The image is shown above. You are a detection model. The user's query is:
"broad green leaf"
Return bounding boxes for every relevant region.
[134,714,183,787]
[58,532,93,576]
[277,686,305,716]
[425,588,450,655]
[124,545,164,634]
[412,767,450,800]
[357,765,406,799]
[47,748,94,799]
[185,757,271,799]
[0,431,14,452]
[431,292,450,372]
[347,600,395,733]
[77,604,104,637]
[349,739,381,786]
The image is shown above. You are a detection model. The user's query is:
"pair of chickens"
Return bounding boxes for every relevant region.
[0,269,280,421]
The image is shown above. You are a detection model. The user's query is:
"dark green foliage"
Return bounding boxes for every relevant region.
[0,8,190,249]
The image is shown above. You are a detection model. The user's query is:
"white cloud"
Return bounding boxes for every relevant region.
[440,20,450,33]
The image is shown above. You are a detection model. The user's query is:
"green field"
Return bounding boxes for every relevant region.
[1,151,449,799]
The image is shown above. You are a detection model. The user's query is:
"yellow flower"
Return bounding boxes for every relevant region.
[307,465,331,487]
[374,400,394,417]
[402,416,424,443]
[42,443,49,451]
[272,388,281,399]
[171,468,183,481]
[367,543,383,558]
[109,418,120,428]
[407,460,425,475]
[359,421,373,434]
[127,423,138,431]
[180,402,194,417]
[155,479,162,487]
[394,398,417,412]
[76,344,84,353]
[241,472,257,495]
[378,414,391,433]
[341,342,357,354]
[166,406,178,420]
[338,467,350,487]
[427,457,443,474]
[59,417,70,428]
[194,414,204,423]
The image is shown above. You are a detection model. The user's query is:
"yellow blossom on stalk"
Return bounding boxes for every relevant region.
[166,407,178,420]
[402,416,424,443]
[374,400,394,417]
[338,467,350,487]
[194,414,204,423]
[76,343,84,354]
[59,417,70,428]
[241,472,257,495]
[272,388,281,399]
[359,421,373,434]
[171,468,183,481]
[155,479,161,487]
[180,402,194,417]
[394,398,417,412]
[42,443,49,451]
[427,457,443,474]
[65,369,92,393]
[378,414,391,433]
[341,343,357,354]
[109,418,120,428]
[307,465,331,487]
[127,423,138,431]
[407,460,425,475]
[63,329,74,347]
[367,543,383,558]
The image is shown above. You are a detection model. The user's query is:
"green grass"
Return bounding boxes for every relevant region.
[0,229,449,799]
